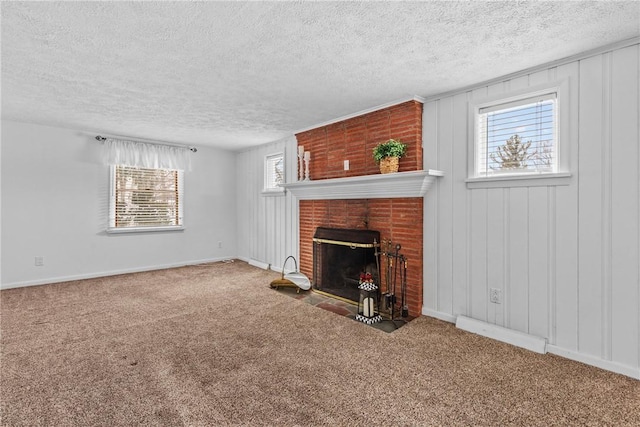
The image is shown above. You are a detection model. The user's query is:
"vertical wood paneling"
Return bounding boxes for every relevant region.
[469,189,488,321]
[528,186,549,338]
[451,92,469,316]
[422,42,639,376]
[601,52,613,361]
[423,100,439,311]
[610,45,639,367]
[508,75,530,92]
[437,97,454,314]
[252,149,258,259]
[466,86,488,320]
[266,196,273,262]
[235,154,244,256]
[487,188,505,326]
[508,187,529,333]
[528,68,551,87]
[254,148,261,259]
[553,60,580,351]
[578,54,605,358]
[547,187,557,344]
[236,137,297,270]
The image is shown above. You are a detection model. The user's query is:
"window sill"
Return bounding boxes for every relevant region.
[466,172,572,188]
[261,188,285,197]
[106,226,185,234]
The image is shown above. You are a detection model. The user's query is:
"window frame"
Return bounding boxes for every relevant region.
[466,79,571,188]
[262,152,285,196]
[107,165,185,234]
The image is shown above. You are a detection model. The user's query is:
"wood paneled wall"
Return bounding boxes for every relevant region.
[423,43,639,377]
[235,136,298,271]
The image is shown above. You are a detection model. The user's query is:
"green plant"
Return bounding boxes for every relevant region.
[372,139,407,163]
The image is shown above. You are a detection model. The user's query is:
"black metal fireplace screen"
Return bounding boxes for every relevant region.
[312,227,380,302]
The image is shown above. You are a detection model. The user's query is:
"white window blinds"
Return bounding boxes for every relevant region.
[264,153,284,191]
[476,93,557,177]
[110,166,183,229]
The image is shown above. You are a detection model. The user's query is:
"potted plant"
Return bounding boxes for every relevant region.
[372,139,407,174]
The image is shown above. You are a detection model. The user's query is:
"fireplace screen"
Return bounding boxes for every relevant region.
[312,227,380,302]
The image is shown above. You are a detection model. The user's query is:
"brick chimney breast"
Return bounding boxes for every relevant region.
[295,100,424,317]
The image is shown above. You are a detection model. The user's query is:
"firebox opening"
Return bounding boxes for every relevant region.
[312,227,380,303]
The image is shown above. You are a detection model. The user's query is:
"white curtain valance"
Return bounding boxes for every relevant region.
[101,138,192,171]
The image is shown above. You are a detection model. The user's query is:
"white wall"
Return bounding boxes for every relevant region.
[423,42,639,378]
[1,120,237,287]
[235,136,298,272]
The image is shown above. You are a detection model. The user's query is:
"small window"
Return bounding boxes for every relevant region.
[264,153,284,192]
[109,165,183,231]
[474,92,557,178]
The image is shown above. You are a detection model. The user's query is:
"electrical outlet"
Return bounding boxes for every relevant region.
[343,160,350,170]
[218,241,222,248]
[35,256,44,267]
[490,288,502,304]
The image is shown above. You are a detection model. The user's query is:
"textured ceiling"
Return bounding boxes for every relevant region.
[2,1,639,151]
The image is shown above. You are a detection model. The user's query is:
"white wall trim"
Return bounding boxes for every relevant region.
[422,308,457,324]
[546,345,640,380]
[456,315,548,354]
[247,259,270,270]
[465,173,573,189]
[0,257,234,290]
[425,311,639,380]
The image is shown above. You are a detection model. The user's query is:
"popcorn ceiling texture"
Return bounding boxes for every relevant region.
[1,1,639,150]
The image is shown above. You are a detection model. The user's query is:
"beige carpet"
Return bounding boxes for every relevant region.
[1,261,638,426]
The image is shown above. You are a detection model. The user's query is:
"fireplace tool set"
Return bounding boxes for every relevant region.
[377,239,410,321]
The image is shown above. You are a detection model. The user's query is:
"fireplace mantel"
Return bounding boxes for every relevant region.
[280,170,444,200]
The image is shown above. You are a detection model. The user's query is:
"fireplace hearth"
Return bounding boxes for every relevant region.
[312,227,380,302]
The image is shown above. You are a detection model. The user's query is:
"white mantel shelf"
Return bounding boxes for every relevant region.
[280,170,444,200]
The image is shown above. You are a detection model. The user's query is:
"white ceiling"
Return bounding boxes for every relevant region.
[2,1,639,151]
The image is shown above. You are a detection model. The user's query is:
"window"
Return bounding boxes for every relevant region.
[474,92,557,178]
[109,165,184,232]
[263,153,284,193]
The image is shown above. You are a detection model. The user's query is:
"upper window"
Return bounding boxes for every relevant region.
[474,92,557,178]
[109,165,183,231]
[264,153,284,193]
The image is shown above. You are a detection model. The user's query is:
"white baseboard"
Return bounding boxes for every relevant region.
[456,315,547,354]
[546,345,640,380]
[422,310,638,380]
[247,259,270,270]
[421,307,457,323]
[0,257,232,290]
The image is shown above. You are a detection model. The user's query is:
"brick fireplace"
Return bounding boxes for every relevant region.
[293,100,426,317]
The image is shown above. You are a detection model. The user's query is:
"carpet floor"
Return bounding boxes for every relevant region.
[1,261,638,426]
